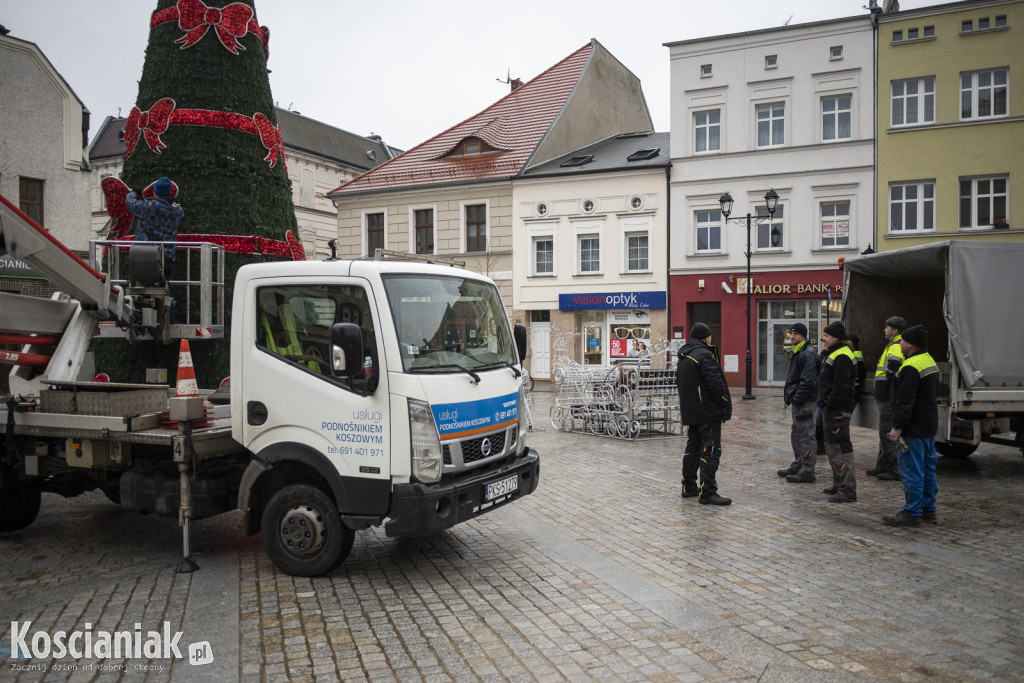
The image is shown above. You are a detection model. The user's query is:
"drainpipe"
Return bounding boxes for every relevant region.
[664,164,672,343]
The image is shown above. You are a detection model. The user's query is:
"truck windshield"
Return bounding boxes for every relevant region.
[382,274,518,374]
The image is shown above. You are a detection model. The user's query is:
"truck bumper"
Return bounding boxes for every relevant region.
[384,448,539,537]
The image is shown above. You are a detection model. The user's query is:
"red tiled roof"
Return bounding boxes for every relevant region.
[329,42,594,196]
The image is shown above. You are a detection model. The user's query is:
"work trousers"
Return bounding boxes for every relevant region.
[788,401,817,475]
[682,421,722,499]
[823,409,856,499]
[874,399,899,475]
[898,436,938,516]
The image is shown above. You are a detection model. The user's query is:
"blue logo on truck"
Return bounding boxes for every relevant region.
[431,392,519,441]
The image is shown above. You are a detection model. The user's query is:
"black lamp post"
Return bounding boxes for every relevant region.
[719,188,779,400]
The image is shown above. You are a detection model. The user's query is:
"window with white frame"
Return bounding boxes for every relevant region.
[695,210,722,253]
[891,77,935,126]
[960,69,1008,120]
[533,237,554,275]
[960,176,1007,229]
[889,181,935,232]
[756,103,785,147]
[577,235,601,273]
[621,218,652,273]
[694,110,721,153]
[820,202,850,248]
[822,95,852,141]
[529,223,555,276]
[755,205,784,250]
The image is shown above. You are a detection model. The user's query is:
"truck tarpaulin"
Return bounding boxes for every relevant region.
[843,241,1024,390]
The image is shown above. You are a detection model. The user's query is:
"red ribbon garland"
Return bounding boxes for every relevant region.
[123,98,285,169]
[151,0,269,59]
[100,177,304,260]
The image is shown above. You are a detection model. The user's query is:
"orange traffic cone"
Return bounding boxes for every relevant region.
[175,340,199,397]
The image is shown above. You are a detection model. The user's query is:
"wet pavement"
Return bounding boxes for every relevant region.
[2,387,1023,682]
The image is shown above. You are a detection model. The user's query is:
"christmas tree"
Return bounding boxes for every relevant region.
[96,0,300,385]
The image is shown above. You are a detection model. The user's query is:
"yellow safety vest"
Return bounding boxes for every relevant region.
[875,335,904,377]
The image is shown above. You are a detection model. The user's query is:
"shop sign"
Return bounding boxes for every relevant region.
[0,254,44,279]
[609,310,649,323]
[749,283,844,295]
[559,291,666,311]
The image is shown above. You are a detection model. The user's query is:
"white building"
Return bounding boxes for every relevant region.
[0,30,91,252]
[513,133,670,378]
[665,15,875,387]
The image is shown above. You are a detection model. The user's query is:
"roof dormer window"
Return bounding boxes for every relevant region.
[443,136,499,158]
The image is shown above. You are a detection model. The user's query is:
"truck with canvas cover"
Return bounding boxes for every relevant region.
[842,240,1024,458]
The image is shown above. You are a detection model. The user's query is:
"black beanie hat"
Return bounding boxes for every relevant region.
[823,321,847,340]
[690,322,712,340]
[902,324,928,348]
[789,322,808,338]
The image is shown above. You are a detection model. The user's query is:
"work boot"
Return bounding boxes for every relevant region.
[866,469,880,476]
[827,494,856,503]
[876,471,901,481]
[921,510,937,524]
[699,494,732,506]
[681,489,698,498]
[822,486,838,495]
[786,472,816,483]
[777,468,794,477]
[883,510,921,527]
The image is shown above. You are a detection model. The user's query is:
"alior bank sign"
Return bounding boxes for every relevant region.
[559,291,666,311]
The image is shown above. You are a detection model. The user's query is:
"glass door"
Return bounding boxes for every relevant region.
[583,324,603,365]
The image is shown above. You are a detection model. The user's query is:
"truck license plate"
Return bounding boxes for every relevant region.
[485,475,518,501]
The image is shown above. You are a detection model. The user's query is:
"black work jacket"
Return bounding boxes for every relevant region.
[676,339,732,424]
[817,342,857,414]
[784,339,819,406]
[891,349,940,438]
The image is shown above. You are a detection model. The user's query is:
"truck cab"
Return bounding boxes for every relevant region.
[232,256,539,575]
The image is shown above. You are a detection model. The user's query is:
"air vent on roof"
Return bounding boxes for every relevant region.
[617,131,652,139]
[627,148,660,162]
[560,155,593,168]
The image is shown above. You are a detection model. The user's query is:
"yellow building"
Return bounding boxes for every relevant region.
[876,0,1022,250]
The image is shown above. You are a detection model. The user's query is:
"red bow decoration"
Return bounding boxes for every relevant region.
[101,177,133,241]
[285,231,306,261]
[123,98,176,158]
[175,0,254,54]
[253,113,285,169]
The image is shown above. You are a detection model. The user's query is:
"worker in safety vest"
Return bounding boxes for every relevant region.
[818,322,858,503]
[883,325,940,527]
[868,316,906,481]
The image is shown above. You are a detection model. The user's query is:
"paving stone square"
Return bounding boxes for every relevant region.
[2,388,1023,681]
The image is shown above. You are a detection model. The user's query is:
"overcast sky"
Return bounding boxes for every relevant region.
[2,0,937,151]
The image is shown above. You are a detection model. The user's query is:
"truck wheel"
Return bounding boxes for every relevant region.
[0,467,42,533]
[261,484,353,577]
[936,442,978,458]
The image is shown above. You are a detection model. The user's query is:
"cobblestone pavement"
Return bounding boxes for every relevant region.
[2,388,1023,682]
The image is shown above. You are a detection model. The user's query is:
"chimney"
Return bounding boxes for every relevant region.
[510,78,524,92]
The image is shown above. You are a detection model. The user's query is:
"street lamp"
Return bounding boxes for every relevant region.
[719,188,779,401]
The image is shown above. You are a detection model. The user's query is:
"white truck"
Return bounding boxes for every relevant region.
[843,240,1024,458]
[0,192,539,576]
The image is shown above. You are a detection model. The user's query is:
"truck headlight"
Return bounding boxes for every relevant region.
[408,398,442,483]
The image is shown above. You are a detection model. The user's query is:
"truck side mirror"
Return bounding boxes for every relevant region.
[330,323,363,378]
[514,323,528,363]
